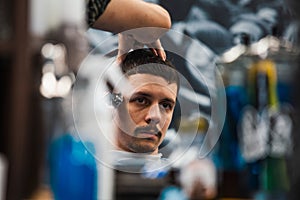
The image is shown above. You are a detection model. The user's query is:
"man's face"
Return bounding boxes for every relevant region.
[115,73,178,154]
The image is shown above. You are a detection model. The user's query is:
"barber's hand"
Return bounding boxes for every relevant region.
[117,33,166,63]
[148,39,166,61]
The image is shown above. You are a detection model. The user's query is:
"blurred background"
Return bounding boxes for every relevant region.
[1,0,300,199]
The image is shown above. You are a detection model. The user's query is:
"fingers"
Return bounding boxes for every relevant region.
[150,48,158,56]
[116,52,126,64]
[156,48,166,61]
[150,48,166,61]
[117,33,167,62]
[149,39,166,61]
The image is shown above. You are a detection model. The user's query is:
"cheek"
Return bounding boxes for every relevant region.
[128,107,145,125]
[115,104,138,133]
[161,114,173,129]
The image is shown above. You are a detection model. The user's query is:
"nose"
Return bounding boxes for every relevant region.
[145,104,161,124]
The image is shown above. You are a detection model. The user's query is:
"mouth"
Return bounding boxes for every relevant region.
[134,127,162,140]
[137,131,159,139]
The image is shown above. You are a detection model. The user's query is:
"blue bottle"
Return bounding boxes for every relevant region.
[48,133,97,200]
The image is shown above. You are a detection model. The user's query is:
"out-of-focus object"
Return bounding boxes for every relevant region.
[0,154,7,200]
[240,58,291,199]
[31,1,104,200]
[180,158,217,200]
[185,20,233,55]
[49,133,97,200]
[39,43,75,99]
[159,154,217,200]
[230,14,268,46]
[30,0,85,36]
[285,1,300,199]
[217,35,299,199]
[30,0,88,72]
[0,0,12,40]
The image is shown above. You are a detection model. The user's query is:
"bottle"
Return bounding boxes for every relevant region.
[242,58,291,200]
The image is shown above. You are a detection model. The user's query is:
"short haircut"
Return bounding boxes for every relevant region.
[121,49,180,92]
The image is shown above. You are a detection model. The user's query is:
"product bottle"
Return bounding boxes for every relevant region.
[243,58,291,200]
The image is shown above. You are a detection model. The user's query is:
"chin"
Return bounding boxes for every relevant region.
[130,143,157,154]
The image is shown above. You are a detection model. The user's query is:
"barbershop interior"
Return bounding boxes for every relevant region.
[1,0,300,199]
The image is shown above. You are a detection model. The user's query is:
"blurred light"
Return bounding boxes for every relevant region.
[41,72,57,98]
[220,45,246,63]
[41,72,57,92]
[56,75,72,97]
[40,85,53,99]
[41,43,55,59]
[251,38,269,56]
[251,36,281,58]
[268,36,280,49]
[40,72,74,98]
[52,44,65,59]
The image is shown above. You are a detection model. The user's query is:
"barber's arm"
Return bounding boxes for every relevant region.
[91,0,171,61]
[91,0,171,33]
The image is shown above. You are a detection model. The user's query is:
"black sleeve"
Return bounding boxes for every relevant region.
[86,0,111,27]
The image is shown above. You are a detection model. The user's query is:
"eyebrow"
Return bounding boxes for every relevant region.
[131,92,176,104]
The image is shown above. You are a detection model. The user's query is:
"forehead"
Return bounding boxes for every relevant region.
[127,74,178,99]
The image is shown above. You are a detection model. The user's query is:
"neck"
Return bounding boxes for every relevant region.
[116,145,158,155]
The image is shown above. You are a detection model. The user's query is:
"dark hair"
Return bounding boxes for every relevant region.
[121,49,180,92]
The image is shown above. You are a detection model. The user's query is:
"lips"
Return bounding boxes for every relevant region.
[134,127,162,139]
[136,132,159,139]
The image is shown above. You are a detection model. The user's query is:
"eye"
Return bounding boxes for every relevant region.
[132,97,150,106]
[160,102,173,111]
